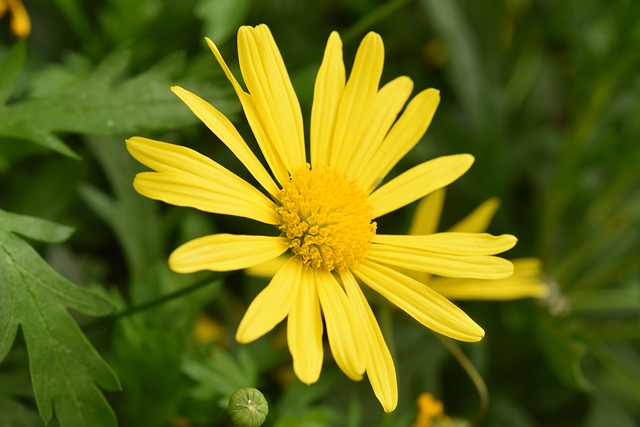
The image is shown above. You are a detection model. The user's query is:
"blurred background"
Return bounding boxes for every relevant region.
[1,0,639,426]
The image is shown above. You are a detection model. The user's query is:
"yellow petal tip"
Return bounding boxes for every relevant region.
[235,331,252,344]
[461,153,475,165]
[204,37,219,53]
[503,234,518,250]
[296,372,320,386]
[462,324,485,342]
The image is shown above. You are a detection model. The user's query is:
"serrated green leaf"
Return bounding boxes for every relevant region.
[0,209,75,243]
[0,48,231,158]
[0,210,120,427]
[183,347,258,401]
[0,125,81,159]
[0,41,26,105]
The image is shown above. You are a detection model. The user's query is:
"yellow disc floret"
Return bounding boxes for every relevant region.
[276,164,376,271]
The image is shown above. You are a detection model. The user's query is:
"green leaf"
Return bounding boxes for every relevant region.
[536,319,592,391]
[111,317,185,427]
[183,347,258,401]
[419,0,494,136]
[0,209,120,427]
[99,0,162,44]
[196,0,253,44]
[0,41,26,105]
[0,209,75,243]
[51,0,95,40]
[569,286,640,314]
[0,48,227,158]
[591,342,640,410]
[79,137,167,284]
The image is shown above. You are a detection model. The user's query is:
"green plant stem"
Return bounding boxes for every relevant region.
[83,275,220,331]
[435,335,489,426]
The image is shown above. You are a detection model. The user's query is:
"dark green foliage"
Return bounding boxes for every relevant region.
[0,210,119,426]
[0,0,638,425]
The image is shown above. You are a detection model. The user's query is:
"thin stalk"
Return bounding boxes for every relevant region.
[435,334,489,426]
[84,275,220,331]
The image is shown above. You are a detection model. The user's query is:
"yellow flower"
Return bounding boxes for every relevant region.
[413,393,444,427]
[408,189,548,300]
[126,25,517,412]
[0,0,30,37]
[192,314,227,346]
[413,392,473,427]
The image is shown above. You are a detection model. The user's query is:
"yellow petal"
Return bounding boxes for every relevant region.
[329,32,384,171]
[409,188,446,236]
[449,197,501,233]
[169,234,289,273]
[366,243,514,279]
[428,258,547,300]
[205,37,290,186]
[347,76,415,179]
[340,270,398,412]
[288,268,324,384]
[354,260,485,342]
[316,269,365,380]
[368,154,474,218]
[236,257,302,342]
[126,136,238,178]
[7,0,30,37]
[310,32,345,167]
[373,232,517,255]
[170,86,279,196]
[511,257,543,276]
[126,136,279,223]
[133,171,279,224]
[237,25,306,172]
[360,88,440,191]
[428,276,548,300]
[244,255,288,278]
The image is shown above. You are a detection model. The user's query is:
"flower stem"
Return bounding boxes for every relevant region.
[84,275,221,331]
[435,334,489,426]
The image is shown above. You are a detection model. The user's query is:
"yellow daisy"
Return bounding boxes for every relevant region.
[408,189,548,300]
[412,392,468,427]
[126,25,517,412]
[0,0,30,37]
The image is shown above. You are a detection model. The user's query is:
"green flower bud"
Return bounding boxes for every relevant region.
[227,388,268,427]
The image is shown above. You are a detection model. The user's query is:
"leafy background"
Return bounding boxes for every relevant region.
[1,0,639,426]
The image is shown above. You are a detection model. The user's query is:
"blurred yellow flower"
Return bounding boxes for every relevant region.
[192,314,227,346]
[126,25,517,412]
[413,392,470,427]
[0,0,30,37]
[408,189,548,300]
[413,393,444,427]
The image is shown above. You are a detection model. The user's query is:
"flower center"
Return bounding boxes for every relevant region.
[276,164,376,271]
